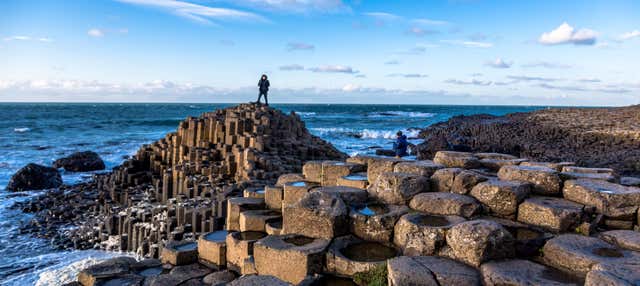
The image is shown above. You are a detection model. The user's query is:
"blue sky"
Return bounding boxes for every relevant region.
[1,0,639,105]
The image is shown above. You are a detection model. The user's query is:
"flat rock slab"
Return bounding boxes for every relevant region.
[283,191,348,239]
[470,179,530,219]
[433,151,480,169]
[562,166,616,175]
[474,153,518,160]
[450,170,490,195]
[394,213,466,256]
[498,165,561,195]
[542,234,640,277]
[446,220,515,267]
[585,260,640,286]
[321,161,365,187]
[388,256,481,286]
[78,257,137,286]
[517,196,584,233]
[430,168,463,193]
[368,172,429,204]
[393,160,444,177]
[620,176,640,187]
[521,161,575,172]
[367,157,406,184]
[227,275,291,286]
[409,192,481,218]
[563,179,640,219]
[599,230,640,252]
[481,259,582,286]
[479,158,528,172]
[313,186,368,205]
[146,263,212,286]
[561,171,617,182]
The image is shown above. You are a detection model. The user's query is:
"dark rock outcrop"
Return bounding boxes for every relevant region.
[54,151,106,172]
[6,163,62,191]
[415,105,640,176]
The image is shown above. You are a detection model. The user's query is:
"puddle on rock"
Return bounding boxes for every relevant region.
[415,214,450,227]
[290,181,307,187]
[344,175,367,181]
[356,204,388,216]
[341,242,398,262]
[204,230,228,242]
[174,242,197,251]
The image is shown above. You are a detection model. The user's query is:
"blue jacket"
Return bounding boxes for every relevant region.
[394,135,408,156]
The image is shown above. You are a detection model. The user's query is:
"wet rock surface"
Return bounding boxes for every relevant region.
[53,151,106,172]
[6,163,62,191]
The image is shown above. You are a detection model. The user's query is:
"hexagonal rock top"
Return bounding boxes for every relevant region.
[394,213,466,256]
[312,186,368,205]
[253,234,330,284]
[349,203,409,242]
[480,259,582,286]
[446,219,515,267]
[517,196,584,233]
[367,172,429,205]
[433,151,480,169]
[388,256,481,286]
[409,192,482,218]
[585,260,640,286]
[598,230,640,252]
[282,191,348,239]
[470,179,530,219]
[542,234,640,277]
[393,160,444,177]
[563,179,640,219]
[497,165,561,195]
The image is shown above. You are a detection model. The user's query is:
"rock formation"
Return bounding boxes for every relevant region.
[7,163,62,191]
[54,151,106,172]
[415,105,640,176]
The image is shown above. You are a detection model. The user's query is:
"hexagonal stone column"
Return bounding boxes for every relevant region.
[283,191,348,239]
[393,160,444,177]
[470,179,530,219]
[254,234,330,284]
[409,192,482,218]
[322,161,365,187]
[563,179,640,219]
[430,168,463,192]
[497,165,561,195]
[517,196,584,233]
[243,187,265,199]
[337,173,368,189]
[160,241,198,265]
[239,210,281,232]
[282,181,319,207]
[325,235,399,277]
[264,186,283,210]
[394,213,466,256]
[226,197,265,232]
[314,186,368,205]
[368,172,429,205]
[388,256,481,286]
[198,230,228,267]
[225,231,267,273]
[350,203,409,242]
[367,157,406,184]
[302,160,324,183]
[446,220,515,267]
[451,170,490,195]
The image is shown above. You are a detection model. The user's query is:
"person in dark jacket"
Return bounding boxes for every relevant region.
[256,74,270,105]
[393,131,408,157]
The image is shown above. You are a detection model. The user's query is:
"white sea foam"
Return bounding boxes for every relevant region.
[13,127,31,133]
[293,111,316,116]
[368,111,436,118]
[310,127,420,139]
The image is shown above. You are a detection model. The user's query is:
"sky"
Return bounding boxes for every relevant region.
[1,0,639,105]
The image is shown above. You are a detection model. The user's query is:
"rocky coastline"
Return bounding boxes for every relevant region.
[10,104,640,286]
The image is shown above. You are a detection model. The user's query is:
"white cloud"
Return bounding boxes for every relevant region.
[308,65,357,74]
[387,73,428,78]
[88,29,104,37]
[441,39,493,48]
[3,35,53,42]
[521,61,572,69]
[411,18,449,26]
[538,22,597,45]
[619,30,640,41]
[116,0,267,24]
[342,83,361,92]
[363,12,401,21]
[507,75,559,82]
[445,79,493,86]
[384,60,400,65]
[485,58,512,69]
[407,27,438,37]
[279,64,304,71]
[229,0,349,13]
[286,42,314,51]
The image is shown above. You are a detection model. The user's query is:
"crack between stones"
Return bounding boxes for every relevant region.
[412,257,442,286]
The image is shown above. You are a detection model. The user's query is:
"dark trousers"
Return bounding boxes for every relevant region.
[257,91,268,105]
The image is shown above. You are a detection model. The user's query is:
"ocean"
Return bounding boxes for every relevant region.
[0,103,547,285]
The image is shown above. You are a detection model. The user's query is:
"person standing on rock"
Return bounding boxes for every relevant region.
[256,74,270,106]
[393,131,408,158]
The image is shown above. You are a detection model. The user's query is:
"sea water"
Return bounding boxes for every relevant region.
[0,103,547,285]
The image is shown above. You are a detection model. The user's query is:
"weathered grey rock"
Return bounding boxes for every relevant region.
[450,170,490,195]
[620,176,640,187]
[446,220,515,267]
[7,163,62,191]
[325,235,399,277]
[203,270,236,285]
[282,181,319,207]
[313,186,368,205]
[430,168,463,193]
[563,179,640,219]
[321,161,365,187]
[470,179,530,219]
[542,234,640,277]
[393,160,444,177]
[409,192,482,218]
[254,234,330,284]
[227,275,291,286]
[599,230,640,252]
[387,256,480,286]
[498,165,561,195]
[367,157,406,184]
[350,204,409,242]
[282,191,348,239]
[53,151,105,172]
[585,260,640,286]
[367,172,429,204]
[481,259,581,286]
[517,196,584,233]
[145,263,212,286]
[95,274,144,286]
[521,161,575,172]
[479,158,528,172]
[393,213,465,256]
[77,257,136,286]
[275,173,305,187]
[433,151,480,169]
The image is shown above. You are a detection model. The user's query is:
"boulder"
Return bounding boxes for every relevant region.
[470,179,530,219]
[446,220,515,267]
[585,260,640,286]
[203,270,236,285]
[480,259,581,286]
[367,157,406,184]
[313,186,368,205]
[409,192,482,218]
[282,191,348,239]
[254,234,330,284]
[599,230,640,252]
[6,163,62,191]
[227,275,291,286]
[367,172,429,205]
[542,234,640,277]
[497,165,561,195]
[433,151,480,169]
[394,213,465,256]
[517,196,584,233]
[387,256,481,286]
[393,160,444,177]
[430,168,463,192]
[53,151,105,172]
[563,179,640,219]
[450,170,490,195]
[350,204,409,242]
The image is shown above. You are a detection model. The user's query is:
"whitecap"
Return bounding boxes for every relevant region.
[293,112,316,116]
[13,128,31,133]
[368,111,436,118]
